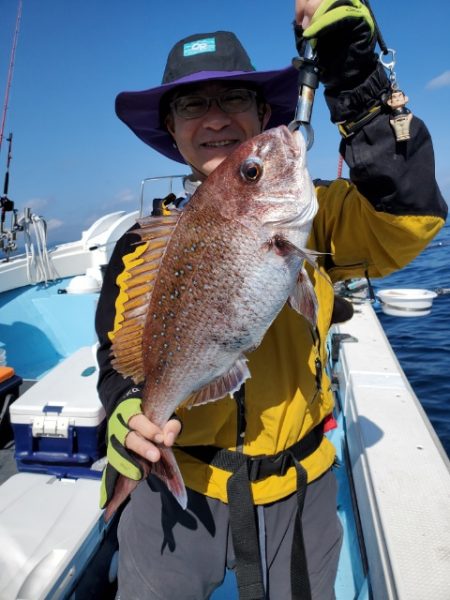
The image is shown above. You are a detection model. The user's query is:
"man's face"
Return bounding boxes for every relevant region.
[165,82,271,180]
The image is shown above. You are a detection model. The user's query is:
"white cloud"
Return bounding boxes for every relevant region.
[99,188,137,212]
[115,188,135,204]
[426,70,450,90]
[46,218,64,231]
[22,197,49,211]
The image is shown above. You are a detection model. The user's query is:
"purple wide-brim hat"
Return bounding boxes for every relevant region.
[115,66,299,164]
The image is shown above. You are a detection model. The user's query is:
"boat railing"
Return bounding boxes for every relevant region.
[139,174,188,218]
[1,205,58,285]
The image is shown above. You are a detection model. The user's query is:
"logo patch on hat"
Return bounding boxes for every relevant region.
[183,38,216,57]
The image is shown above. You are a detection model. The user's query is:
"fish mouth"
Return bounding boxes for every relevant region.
[276,126,306,160]
[289,128,305,155]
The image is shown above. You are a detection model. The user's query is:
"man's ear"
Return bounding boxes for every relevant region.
[260,103,272,130]
[165,113,175,137]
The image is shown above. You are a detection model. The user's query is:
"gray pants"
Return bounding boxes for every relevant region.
[117,469,342,600]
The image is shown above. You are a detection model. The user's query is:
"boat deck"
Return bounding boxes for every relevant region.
[332,302,450,599]
[1,277,450,598]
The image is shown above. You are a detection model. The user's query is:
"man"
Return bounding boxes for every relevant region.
[96,1,447,598]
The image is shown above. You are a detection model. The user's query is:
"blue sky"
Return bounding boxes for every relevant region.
[1,0,449,244]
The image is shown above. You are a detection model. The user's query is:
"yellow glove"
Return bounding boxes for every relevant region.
[100,397,144,509]
[302,0,374,44]
[296,0,377,90]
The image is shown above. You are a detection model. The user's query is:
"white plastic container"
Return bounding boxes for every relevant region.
[66,274,101,294]
[377,288,437,317]
[0,473,107,600]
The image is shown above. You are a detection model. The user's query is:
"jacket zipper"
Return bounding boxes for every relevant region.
[234,385,246,451]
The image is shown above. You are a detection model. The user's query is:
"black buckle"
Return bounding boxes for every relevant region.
[248,451,292,482]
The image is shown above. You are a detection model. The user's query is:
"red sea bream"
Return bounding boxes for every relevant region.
[107,125,319,517]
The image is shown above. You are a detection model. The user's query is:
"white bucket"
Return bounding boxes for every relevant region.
[377,288,437,317]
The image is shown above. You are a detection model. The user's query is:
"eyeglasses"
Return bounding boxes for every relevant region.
[170,88,258,120]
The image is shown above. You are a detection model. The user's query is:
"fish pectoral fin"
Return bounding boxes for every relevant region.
[288,267,318,327]
[153,447,188,510]
[271,235,332,277]
[182,356,251,408]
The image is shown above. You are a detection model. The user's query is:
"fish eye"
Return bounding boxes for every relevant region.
[240,157,263,182]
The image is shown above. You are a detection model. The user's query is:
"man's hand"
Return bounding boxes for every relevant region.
[126,412,182,462]
[300,0,374,44]
[295,0,322,29]
[294,0,376,90]
[100,397,182,508]
[295,0,373,34]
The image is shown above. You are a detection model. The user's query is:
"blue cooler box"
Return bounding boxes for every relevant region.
[9,347,106,478]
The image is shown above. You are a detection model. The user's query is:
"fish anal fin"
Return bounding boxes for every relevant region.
[104,476,138,522]
[182,356,251,408]
[289,267,318,327]
[104,458,151,522]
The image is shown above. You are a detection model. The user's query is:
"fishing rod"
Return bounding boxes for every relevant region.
[288,39,319,150]
[0,0,23,156]
[0,0,22,259]
[288,0,326,151]
[0,133,20,258]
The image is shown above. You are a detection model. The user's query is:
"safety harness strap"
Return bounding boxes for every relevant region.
[289,453,312,599]
[180,423,323,600]
[227,461,266,600]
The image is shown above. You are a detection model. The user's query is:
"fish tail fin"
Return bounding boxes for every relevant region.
[153,447,188,510]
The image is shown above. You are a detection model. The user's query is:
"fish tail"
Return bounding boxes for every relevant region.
[153,447,188,510]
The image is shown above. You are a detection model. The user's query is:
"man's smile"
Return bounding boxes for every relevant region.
[200,139,239,148]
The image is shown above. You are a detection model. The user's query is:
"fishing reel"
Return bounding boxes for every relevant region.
[0,196,20,260]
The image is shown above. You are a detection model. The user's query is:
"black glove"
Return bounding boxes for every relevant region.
[295,0,390,125]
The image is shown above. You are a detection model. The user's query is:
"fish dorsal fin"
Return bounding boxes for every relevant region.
[110,214,181,382]
[181,355,251,408]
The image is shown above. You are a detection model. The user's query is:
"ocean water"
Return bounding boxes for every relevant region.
[374,221,450,456]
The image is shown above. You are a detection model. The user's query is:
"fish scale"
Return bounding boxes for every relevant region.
[144,235,248,415]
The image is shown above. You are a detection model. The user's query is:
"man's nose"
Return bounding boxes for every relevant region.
[201,99,232,127]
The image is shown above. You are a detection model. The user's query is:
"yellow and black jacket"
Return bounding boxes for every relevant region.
[96,110,447,505]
